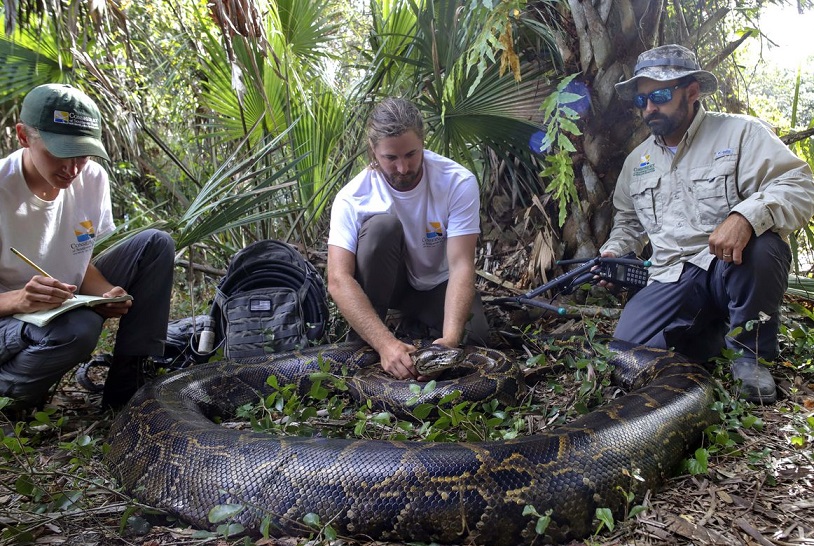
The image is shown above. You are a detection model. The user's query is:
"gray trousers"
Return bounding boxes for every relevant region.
[354,214,489,345]
[0,229,175,406]
[614,231,791,362]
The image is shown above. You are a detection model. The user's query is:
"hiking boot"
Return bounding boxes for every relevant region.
[731,357,777,404]
[101,356,154,411]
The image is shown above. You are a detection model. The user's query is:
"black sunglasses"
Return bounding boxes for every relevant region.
[632,81,690,109]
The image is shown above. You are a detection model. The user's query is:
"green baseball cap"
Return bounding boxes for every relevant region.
[20,84,110,161]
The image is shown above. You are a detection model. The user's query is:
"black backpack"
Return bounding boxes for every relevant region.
[209,239,330,360]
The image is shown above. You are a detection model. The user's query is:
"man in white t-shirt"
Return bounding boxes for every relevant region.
[327,97,488,379]
[0,84,175,415]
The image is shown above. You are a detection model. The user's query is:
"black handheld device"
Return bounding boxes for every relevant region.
[493,253,651,315]
[595,260,649,290]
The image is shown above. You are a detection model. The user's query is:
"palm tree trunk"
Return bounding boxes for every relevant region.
[554,0,666,258]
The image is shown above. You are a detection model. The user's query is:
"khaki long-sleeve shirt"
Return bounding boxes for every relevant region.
[601,107,814,283]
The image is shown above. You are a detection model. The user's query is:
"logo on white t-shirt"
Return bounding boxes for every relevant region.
[74,220,97,243]
[423,221,445,248]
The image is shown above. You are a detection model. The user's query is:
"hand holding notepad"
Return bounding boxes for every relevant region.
[9,246,132,326]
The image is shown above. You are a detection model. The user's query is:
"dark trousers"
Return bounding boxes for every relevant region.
[354,214,489,345]
[614,232,791,362]
[0,229,174,406]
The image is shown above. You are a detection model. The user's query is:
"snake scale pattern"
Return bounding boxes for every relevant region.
[105,339,718,544]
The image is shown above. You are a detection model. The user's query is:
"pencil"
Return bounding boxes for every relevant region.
[10,247,53,278]
[9,247,77,299]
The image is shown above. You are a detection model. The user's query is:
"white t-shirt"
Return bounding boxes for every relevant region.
[328,149,480,290]
[0,148,115,292]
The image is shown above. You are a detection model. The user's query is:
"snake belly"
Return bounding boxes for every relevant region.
[105,339,718,545]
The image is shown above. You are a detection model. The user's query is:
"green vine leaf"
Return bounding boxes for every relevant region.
[536,73,585,226]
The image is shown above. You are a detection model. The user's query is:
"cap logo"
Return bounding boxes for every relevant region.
[53,109,99,130]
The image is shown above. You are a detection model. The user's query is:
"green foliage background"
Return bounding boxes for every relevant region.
[0,0,560,270]
[0,0,812,268]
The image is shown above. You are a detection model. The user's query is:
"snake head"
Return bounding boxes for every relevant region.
[411,344,465,376]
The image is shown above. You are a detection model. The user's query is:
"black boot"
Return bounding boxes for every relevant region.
[101,356,154,411]
[731,357,777,404]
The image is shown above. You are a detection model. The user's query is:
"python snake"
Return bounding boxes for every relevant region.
[105,340,718,544]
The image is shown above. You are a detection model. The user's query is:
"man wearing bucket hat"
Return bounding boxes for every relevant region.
[0,84,175,415]
[600,44,814,404]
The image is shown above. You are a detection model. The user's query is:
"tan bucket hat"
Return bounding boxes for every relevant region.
[615,44,718,100]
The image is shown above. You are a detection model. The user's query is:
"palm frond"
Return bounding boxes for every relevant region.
[172,124,309,250]
[198,25,272,143]
[274,0,343,66]
[363,0,553,195]
[0,14,72,103]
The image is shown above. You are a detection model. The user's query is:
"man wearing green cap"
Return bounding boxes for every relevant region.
[600,44,814,404]
[0,84,175,414]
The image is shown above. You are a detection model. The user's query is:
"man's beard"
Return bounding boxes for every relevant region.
[383,158,424,191]
[644,96,688,137]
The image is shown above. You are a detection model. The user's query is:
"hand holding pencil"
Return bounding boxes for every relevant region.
[10,247,77,302]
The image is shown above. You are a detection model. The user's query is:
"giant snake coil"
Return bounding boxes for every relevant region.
[106,340,719,544]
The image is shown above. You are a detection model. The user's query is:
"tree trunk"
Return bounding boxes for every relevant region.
[556,0,666,259]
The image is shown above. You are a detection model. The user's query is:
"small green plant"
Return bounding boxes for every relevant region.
[594,507,615,534]
[779,301,814,372]
[686,445,711,475]
[302,512,338,542]
[685,374,767,479]
[207,503,246,538]
[0,403,118,543]
[781,402,814,451]
[616,468,648,516]
[523,504,552,537]
[536,73,585,227]
[406,379,441,411]
[592,470,648,537]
